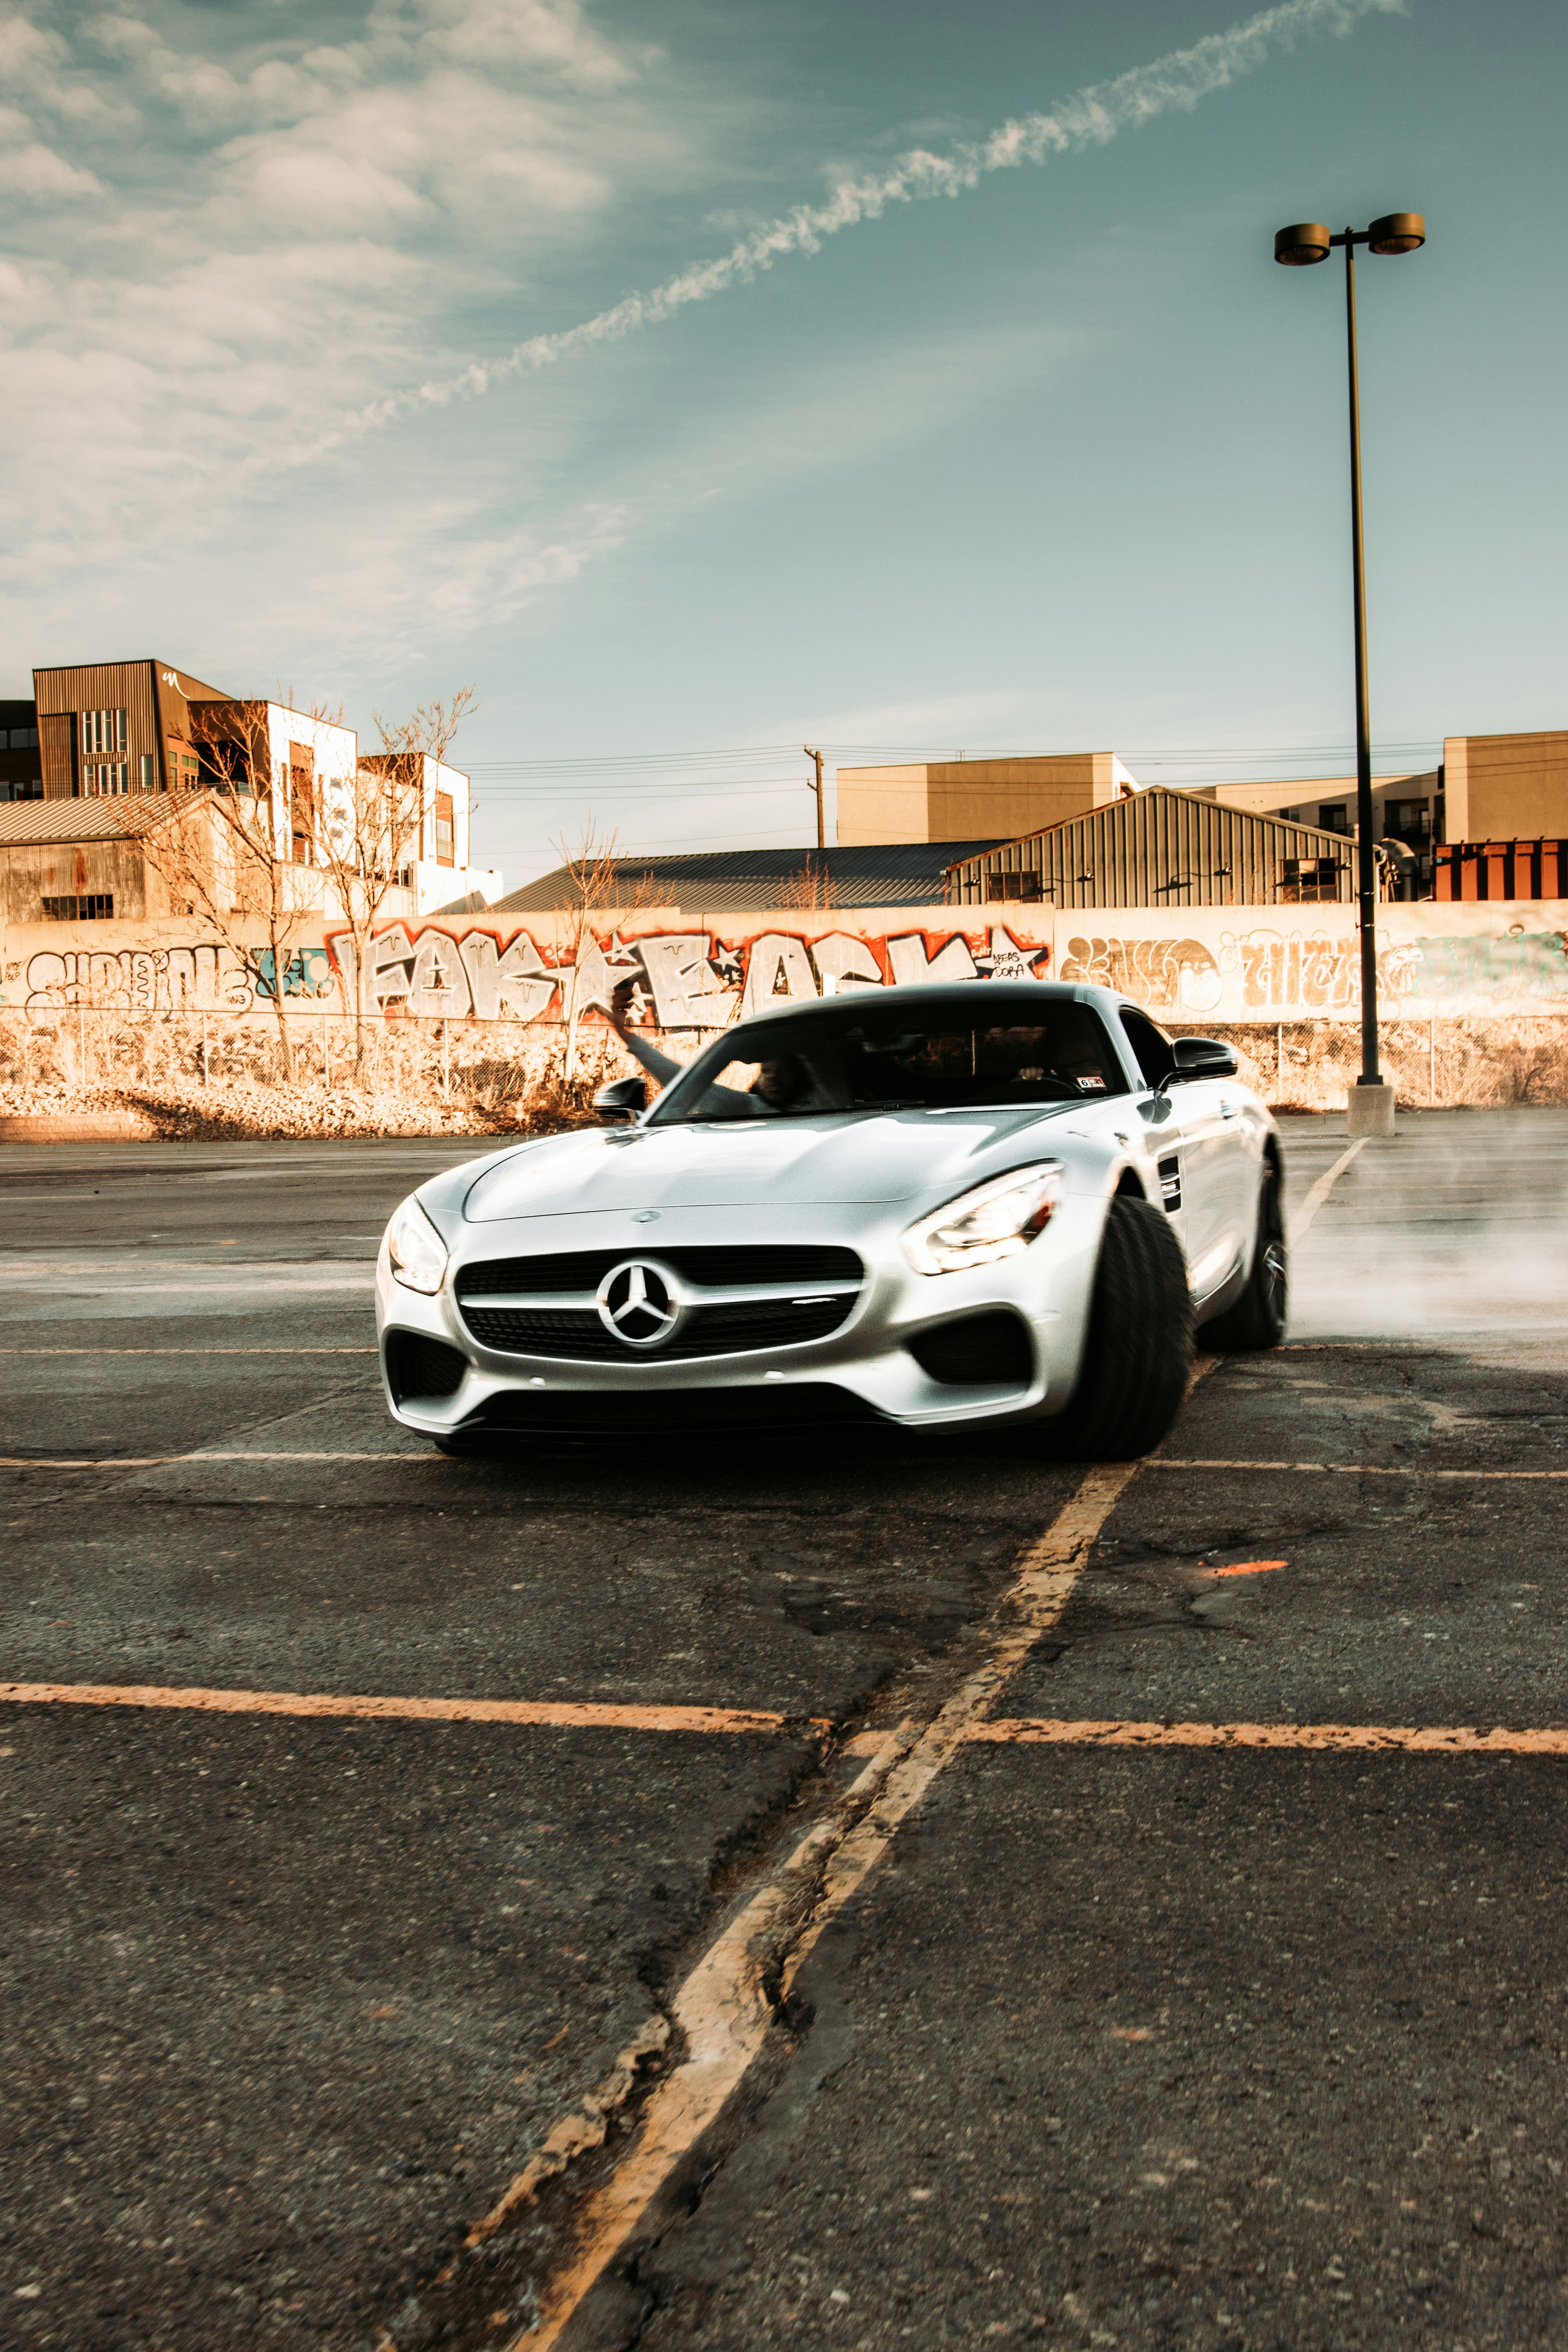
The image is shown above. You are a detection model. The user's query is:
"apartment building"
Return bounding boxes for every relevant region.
[0,698,43,802]
[1,656,498,921]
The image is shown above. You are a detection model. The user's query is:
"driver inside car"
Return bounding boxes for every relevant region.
[609,980,837,1116]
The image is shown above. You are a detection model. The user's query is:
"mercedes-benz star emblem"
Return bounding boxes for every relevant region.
[596,1259,680,1350]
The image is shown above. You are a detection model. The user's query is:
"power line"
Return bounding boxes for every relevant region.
[467,738,1444,781]
[484,824,826,858]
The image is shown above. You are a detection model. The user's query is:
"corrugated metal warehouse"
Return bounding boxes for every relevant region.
[492,840,1005,916]
[0,798,157,924]
[944,787,1358,909]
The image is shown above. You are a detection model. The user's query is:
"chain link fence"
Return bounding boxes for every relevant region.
[1177,1016,1568,1112]
[0,1008,636,1137]
[3,1006,1567,1135]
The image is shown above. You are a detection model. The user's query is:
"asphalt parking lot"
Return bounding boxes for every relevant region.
[5,1108,1568,2352]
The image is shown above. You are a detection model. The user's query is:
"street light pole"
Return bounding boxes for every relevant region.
[1274,210,1425,1137]
[1341,227,1379,1095]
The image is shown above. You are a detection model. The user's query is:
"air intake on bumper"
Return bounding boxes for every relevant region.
[384,1330,467,1403]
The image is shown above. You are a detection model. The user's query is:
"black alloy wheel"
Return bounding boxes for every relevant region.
[1205,1163,1287,1351]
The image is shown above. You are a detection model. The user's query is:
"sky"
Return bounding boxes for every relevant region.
[4,0,1565,882]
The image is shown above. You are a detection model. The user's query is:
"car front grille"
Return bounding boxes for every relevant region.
[460,1293,855,1363]
[457,1244,862,1297]
[454,1243,865,1363]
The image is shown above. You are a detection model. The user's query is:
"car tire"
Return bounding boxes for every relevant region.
[1204,1163,1287,1351]
[1042,1194,1194,1461]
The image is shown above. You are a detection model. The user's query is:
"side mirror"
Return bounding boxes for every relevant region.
[1161,1037,1238,1088]
[593,1076,647,1124]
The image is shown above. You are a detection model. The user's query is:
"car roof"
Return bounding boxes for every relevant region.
[731,978,1124,1033]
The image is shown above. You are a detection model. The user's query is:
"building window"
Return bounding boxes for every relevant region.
[289,744,316,862]
[0,779,44,802]
[41,894,114,921]
[84,761,130,796]
[984,871,1043,902]
[434,791,455,865]
[139,752,157,790]
[1280,856,1344,903]
[9,725,39,749]
[81,709,127,756]
[1317,802,1350,834]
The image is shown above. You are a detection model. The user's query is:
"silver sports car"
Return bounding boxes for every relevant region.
[376,980,1286,1460]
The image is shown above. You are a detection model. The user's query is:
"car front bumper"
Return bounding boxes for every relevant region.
[375,1193,1104,1439]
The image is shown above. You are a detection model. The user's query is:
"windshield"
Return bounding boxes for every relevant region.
[649,1001,1128,1122]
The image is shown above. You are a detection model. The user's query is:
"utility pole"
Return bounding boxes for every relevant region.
[804,746,825,851]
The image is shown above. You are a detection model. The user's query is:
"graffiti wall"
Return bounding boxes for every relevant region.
[3,902,1566,1023]
[1054,904,1568,1020]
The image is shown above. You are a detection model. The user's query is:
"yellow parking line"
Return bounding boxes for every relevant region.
[0,1681,803,1737]
[0,1453,410,1467]
[0,1457,182,1468]
[1154,1458,1568,1480]
[970,1718,1568,1754]
[501,1457,1144,2351]
[1291,1136,1365,1237]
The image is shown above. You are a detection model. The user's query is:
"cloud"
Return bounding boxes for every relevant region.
[0,0,1408,684]
[265,498,629,662]
[322,0,1408,453]
[0,131,103,200]
[0,0,714,616]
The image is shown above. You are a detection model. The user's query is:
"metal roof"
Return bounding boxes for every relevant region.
[492,839,1005,916]
[0,799,157,848]
[944,788,1358,909]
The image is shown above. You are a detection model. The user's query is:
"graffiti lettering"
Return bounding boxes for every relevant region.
[409,932,468,1019]
[886,931,979,988]
[1060,936,1221,1013]
[741,934,818,1019]
[636,933,738,1029]
[810,933,884,996]
[33,912,1561,1023]
[459,930,554,1022]
[22,944,254,1014]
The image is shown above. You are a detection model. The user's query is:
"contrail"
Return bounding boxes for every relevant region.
[306,0,1404,462]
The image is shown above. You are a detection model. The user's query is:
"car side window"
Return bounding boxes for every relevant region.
[1120,1007,1176,1090]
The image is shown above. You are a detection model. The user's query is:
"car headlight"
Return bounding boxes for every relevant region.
[385,1194,449,1294]
[903,1162,1063,1275]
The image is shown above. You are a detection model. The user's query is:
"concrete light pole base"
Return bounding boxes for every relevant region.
[1346,1082,1395,1137]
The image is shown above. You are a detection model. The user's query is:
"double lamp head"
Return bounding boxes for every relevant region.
[1274,214,1425,265]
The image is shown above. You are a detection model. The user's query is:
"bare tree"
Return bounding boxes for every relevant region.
[549,822,670,1085]
[777,855,839,912]
[131,699,320,1082]
[318,687,477,1074]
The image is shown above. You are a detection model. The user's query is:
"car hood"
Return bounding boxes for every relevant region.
[462,1106,1077,1221]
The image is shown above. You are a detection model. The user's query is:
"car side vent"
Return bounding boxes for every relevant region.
[908,1310,1033,1389]
[1157,1154,1181,1212]
[385,1330,467,1404]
